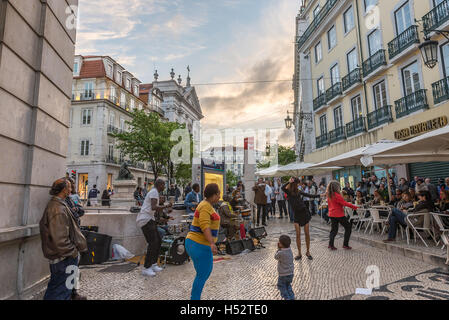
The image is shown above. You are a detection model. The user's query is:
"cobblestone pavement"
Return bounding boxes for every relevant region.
[33,216,449,300]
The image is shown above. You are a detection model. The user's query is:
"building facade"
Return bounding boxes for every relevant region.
[68,55,160,198]
[0,0,78,299]
[295,0,449,184]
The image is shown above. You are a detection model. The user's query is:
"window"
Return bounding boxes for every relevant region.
[317,77,325,95]
[334,106,343,129]
[117,71,122,84]
[351,95,363,119]
[74,62,79,74]
[435,0,446,6]
[394,1,412,35]
[84,82,93,98]
[347,48,358,72]
[319,115,328,135]
[134,85,139,95]
[121,92,126,106]
[440,42,449,78]
[109,112,115,126]
[401,61,421,96]
[126,78,131,89]
[327,26,337,50]
[313,5,320,18]
[330,64,340,85]
[315,42,322,63]
[373,80,388,109]
[108,64,113,76]
[81,109,92,125]
[130,99,135,111]
[120,118,125,131]
[80,139,90,156]
[344,6,355,33]
[108,144,114,159]
[364,0,377,12]
[368,29,382,56]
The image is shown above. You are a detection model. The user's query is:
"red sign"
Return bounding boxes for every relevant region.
[244,137,254,150]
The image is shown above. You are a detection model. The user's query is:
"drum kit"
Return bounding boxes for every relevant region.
[159,221,191,266]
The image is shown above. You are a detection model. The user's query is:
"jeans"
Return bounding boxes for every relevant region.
[141,220,162,268]
[157,225,169,239]
[256,204,267,225]
[288,201,294,222]
[271,200,277,216]
[388,208,407,239]
[319,208,329,222]
[329,216,352,247]
[44,256,79,300]
[277,274,295,300]
[277,200,287,217]
[267,201,273,216]
[185,238,213,300]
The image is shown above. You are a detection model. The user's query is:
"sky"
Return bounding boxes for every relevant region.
[75,0,299,148]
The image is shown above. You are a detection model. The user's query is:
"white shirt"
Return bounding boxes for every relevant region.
[265,185,272,204]
[136,188,159,228]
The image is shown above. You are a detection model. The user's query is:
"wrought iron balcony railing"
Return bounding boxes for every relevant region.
[313,93,327,111]
[432,77,449,104]
[367,105,393,130]
[388,25,420,59]
[342,68,362,92]
[362,50,387,78]
[394,89,429,119]
[316,133,329,149]
[329,126,346,144]
[346,117,366,137]
[326,82,342,102]
[423,0,449,34]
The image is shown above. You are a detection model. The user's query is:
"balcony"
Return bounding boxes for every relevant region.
[296,0,339,49]
[106,156,119,164]
[107,125,122,135]
[388,25,420,60]
[80,92,95,101]
[432,77,449,104]
[326,82,342,103]
[313,93,327,111]
[423,0,449,34]
[346,117,367,138]
[342,68,361,92]
[367,105,393,130]
[362,50,387,78]
[316,133,329,149]
[395,89,429,119]
[329,126,346,144]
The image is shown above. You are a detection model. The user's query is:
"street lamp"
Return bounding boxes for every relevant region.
[419,29,449,69]
[284,111,293,130]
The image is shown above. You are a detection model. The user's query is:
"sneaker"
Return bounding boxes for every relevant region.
[328,245,337,251]
[151,264,163,272]
[343,246,352,250]
[142,267,156,277]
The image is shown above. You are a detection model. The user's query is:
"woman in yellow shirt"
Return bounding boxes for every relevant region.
[185,183,221,300]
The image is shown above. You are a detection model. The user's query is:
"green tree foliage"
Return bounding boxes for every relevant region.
[278,145,297,166]
[226,170,238,188]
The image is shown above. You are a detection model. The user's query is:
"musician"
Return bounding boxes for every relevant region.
[185,183,203,219]
[155,195,175,238]
[218,195,240,241]
[230,190,242,211]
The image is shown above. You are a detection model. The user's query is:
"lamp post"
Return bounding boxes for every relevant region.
[284,111,313,130]
[419,29,449,69]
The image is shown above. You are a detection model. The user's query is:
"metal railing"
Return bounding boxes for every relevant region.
[423,0,449,34]
[313,93,327,111]
[342,68,362,92]
[388,25,420,59]
[432,76,449,104]
[362,50,387,78]
[326,82,342,102]
[346,117,366,137]
[296,0,339,49]
[395,89,429,119]
[367,105,393,130]
[107,125,123,135]
[316,133,329,149]
[329,126,346,144]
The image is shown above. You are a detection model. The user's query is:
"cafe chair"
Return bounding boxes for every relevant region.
[431,213,449,265]
[367,208,388,235]
[405,212,436,248]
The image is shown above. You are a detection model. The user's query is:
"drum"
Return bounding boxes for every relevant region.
[159,236,189,265]
[240,209,251,217]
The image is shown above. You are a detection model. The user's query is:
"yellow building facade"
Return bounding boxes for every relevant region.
[295,0,449,182]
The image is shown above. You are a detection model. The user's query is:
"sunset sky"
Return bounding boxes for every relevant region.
[75,0,299,148]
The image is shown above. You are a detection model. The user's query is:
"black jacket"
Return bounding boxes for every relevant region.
[281,183,320,215]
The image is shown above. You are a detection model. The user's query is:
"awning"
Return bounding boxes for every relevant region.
[255,165,283,177]
[277,162,342,177]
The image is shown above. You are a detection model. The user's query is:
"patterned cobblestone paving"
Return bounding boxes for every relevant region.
[32,216,449,300]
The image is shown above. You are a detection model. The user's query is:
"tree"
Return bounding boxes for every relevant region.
[278,145,297,166]
[226,170,238,188]
[114,110,182,180]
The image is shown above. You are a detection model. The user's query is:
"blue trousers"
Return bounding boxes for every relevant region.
[44,256,78,300]
[288,202,294,222]
[185,238,213,300]
[277,275,295,300]
[388,208,407,239]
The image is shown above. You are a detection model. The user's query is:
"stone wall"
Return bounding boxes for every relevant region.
[0,0,78,299]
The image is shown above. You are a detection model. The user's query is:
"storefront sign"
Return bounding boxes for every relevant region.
[394,116,448,140]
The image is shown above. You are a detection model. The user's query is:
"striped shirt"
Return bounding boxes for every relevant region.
[186,200,221,246]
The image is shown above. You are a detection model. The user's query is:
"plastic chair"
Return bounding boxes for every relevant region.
[367,208,388,235]
[356,209,372,233]
[346,207,361,228]
[405,211,435,248]
[431,213,449,265]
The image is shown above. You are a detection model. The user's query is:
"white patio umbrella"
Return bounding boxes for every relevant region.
[368,125,449,165]
[255,164,282,177]
[277,162,342,177]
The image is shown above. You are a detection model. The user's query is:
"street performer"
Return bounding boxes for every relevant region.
[218,194,240,241]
